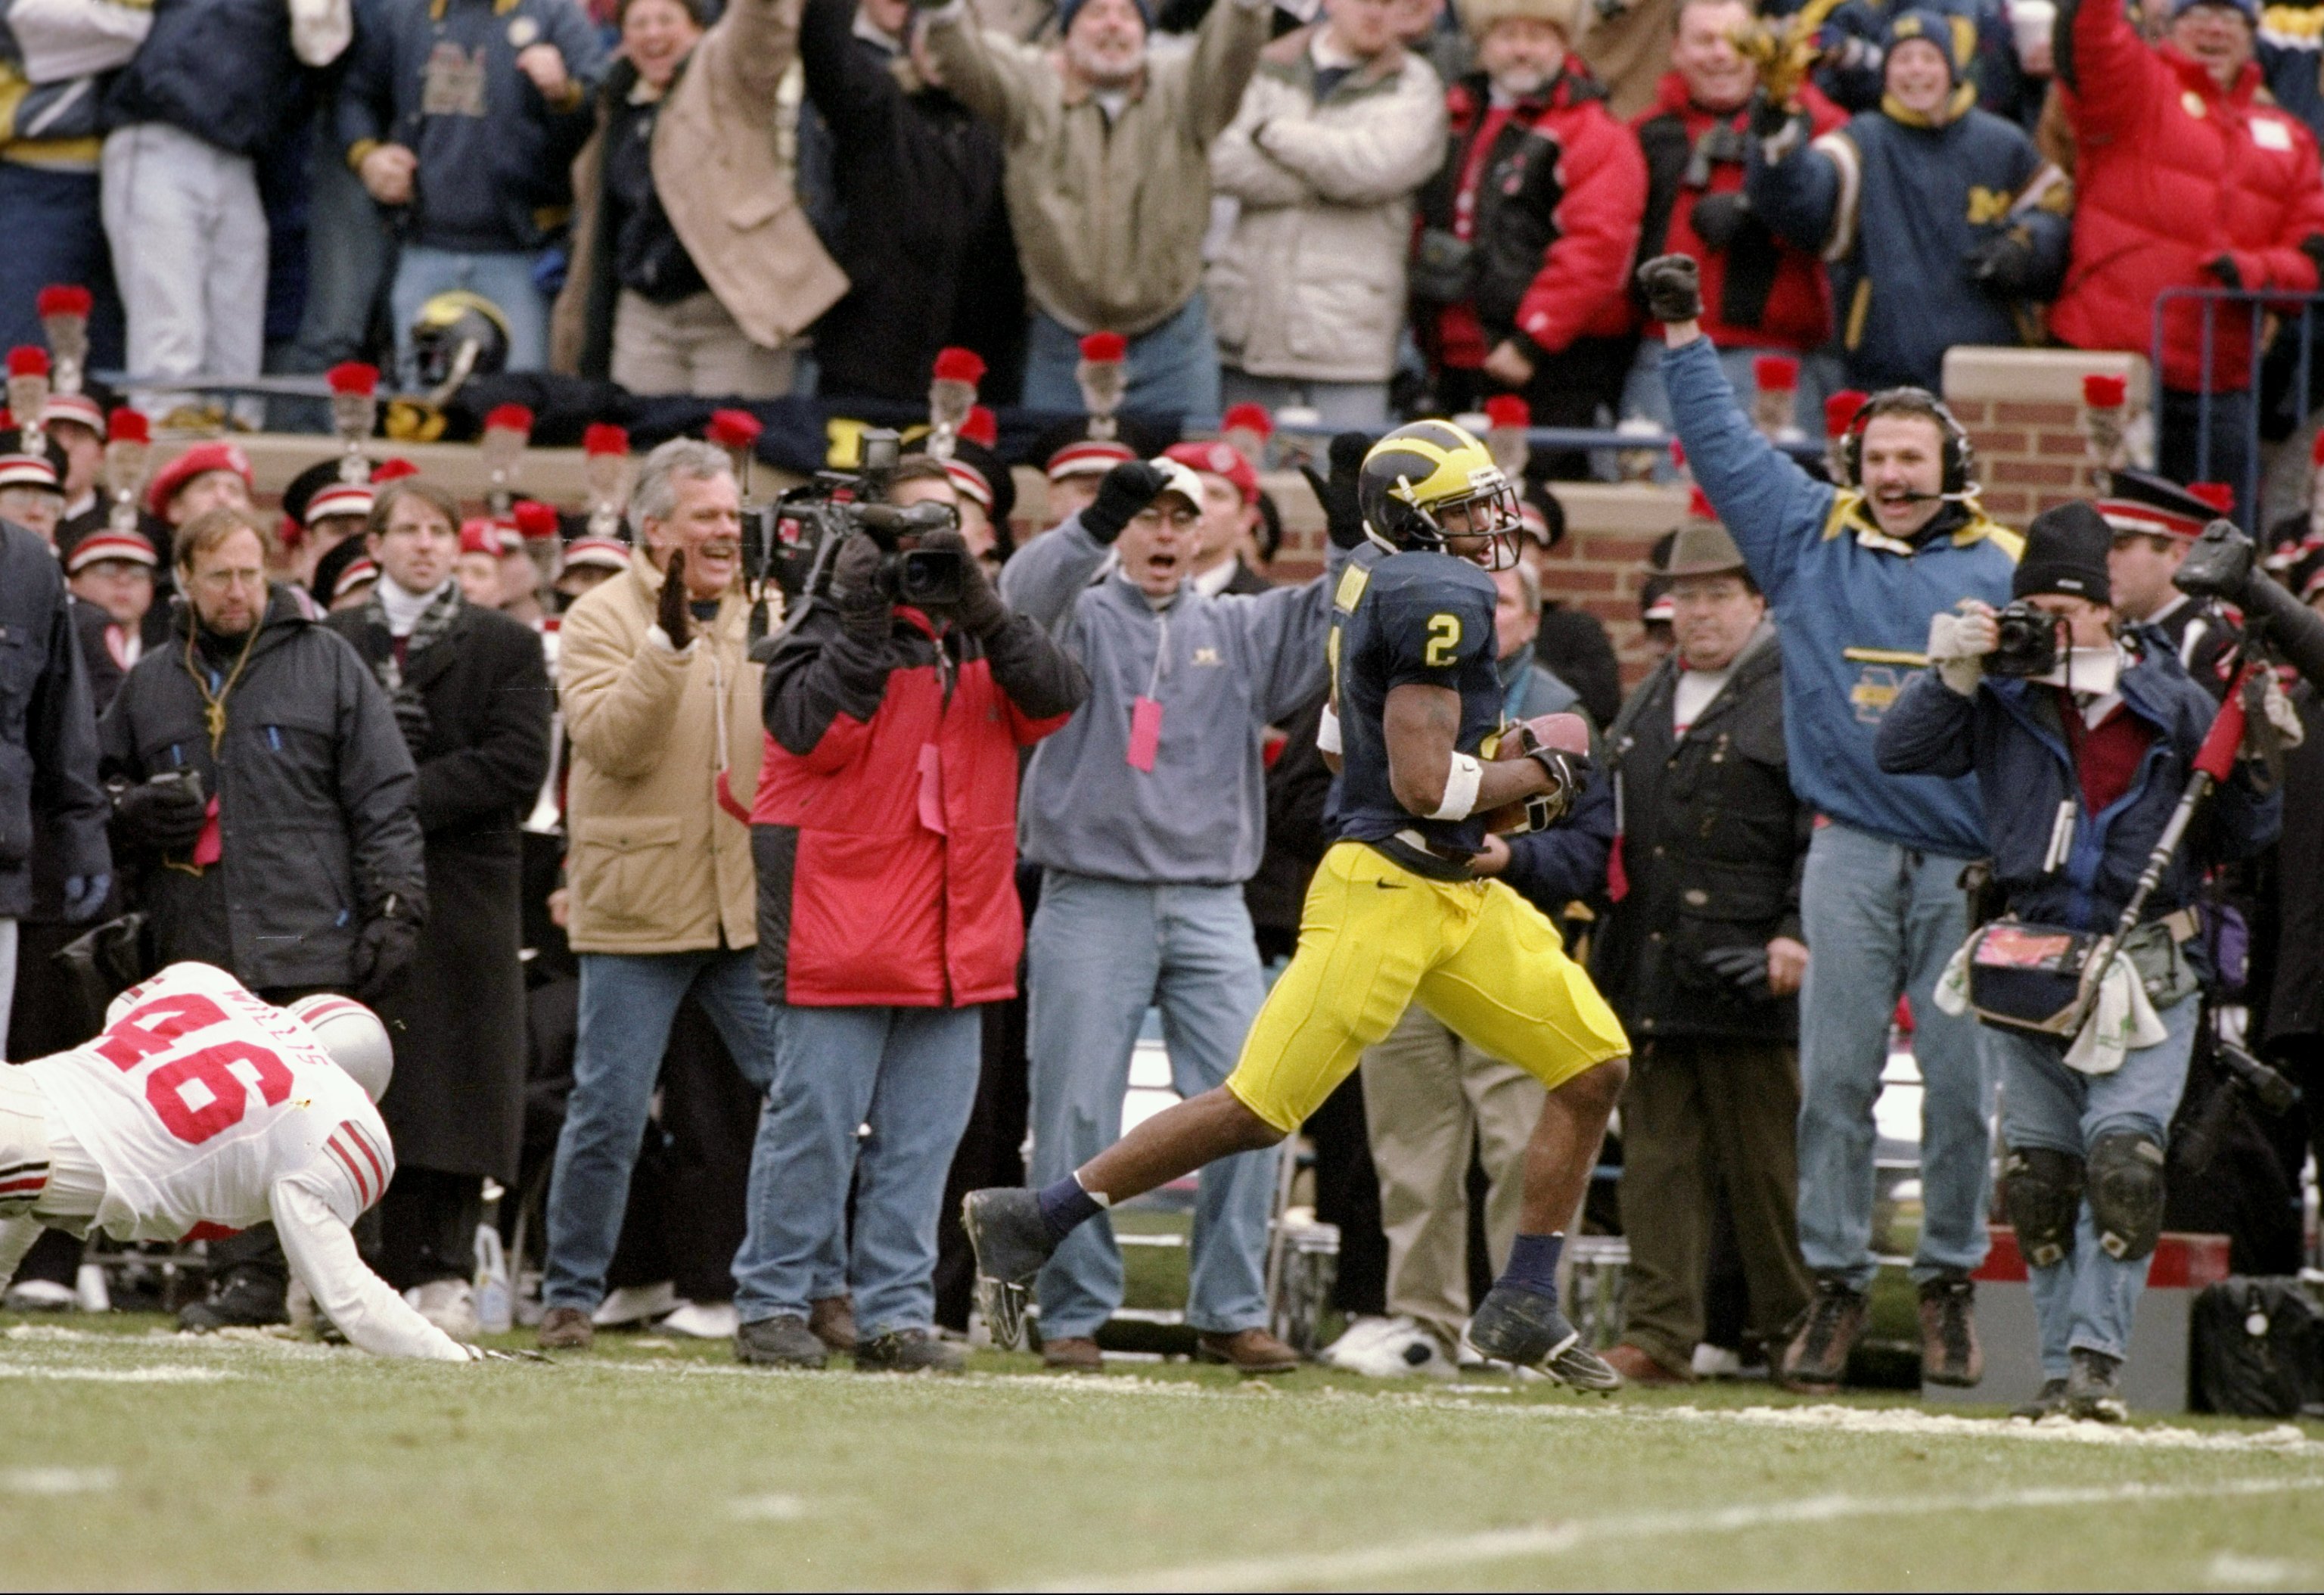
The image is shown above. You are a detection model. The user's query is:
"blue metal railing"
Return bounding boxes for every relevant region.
[2149,286,2324,530]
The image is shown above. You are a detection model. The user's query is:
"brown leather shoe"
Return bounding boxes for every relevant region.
[809,1295,858,1354]
[1602,1342,1690,1385]
[1040,1335,1103,1373]
[536,1305,594,1351]
[1919,1274,1983,1388]
[1195,1327,1301,1374]
[1779,1279,1868,1394]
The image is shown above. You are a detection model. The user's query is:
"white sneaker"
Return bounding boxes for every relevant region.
[592,1280,677,1327]
[1326,1316,1457,1379]
[405,1279,480,1342]
[1319,1314,1402,1366]
[2,1279,76,1312]
[660,1301,739,1340]
[1692,1343,1745,1379]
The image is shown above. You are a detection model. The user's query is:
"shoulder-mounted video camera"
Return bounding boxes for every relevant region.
[744,427,967,614]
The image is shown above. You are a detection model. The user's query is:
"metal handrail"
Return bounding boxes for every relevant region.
[2148,284,2324,530]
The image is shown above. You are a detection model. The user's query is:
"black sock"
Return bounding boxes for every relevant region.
[1035,1176,1102,1239]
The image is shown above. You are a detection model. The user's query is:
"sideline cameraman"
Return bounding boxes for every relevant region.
[737,458,1086,1373]
[1876,502,2280,1422]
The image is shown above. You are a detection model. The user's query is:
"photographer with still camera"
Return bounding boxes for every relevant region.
[735,441,1086,1373]
[1877,502,2282,1421]
[993,453,1350,1374]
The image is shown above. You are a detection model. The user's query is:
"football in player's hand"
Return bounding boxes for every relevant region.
[1481,712,1592,835]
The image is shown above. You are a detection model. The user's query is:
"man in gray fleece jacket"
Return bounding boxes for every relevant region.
[999,456,1349,1373]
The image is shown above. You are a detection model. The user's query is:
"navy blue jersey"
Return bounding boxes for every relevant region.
[1330,549,1502,878]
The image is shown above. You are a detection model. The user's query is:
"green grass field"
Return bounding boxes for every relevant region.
[5,1311,2322,1590]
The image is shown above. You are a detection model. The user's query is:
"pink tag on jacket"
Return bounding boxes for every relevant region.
[917,743,947,834]
[1126,697,1163,773]
[191,795,222,866]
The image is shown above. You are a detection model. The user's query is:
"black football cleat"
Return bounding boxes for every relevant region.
[961,1188,1058,1351]
[1468,1285,1623,1391]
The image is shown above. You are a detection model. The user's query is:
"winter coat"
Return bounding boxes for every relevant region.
[105,0,325,156]
[2259,6,2324,145]
[1244,689,1331,940]
[1662,332,2020,859]
[548,0,844,371]
[926,0,1267,337]
[1592,626,1807,1044]
[1415,64,1646,368]
[96,587,424,990]
[2052,0,2324,396]
[327,602,550,1182]
[1632,73,1843,350]
[1878,641,2278,931]
[557,550,762,955]
[752,600,1083,1007]
[0,521,108,922]
[2261,682,2322,1047]
[2,0,153,165]
[1748,95,2069,391]
[1000,513,1343,885]
[337,0,604,253]
[1206,26,1445,384]
[1495,652,1616,922]
[788,0,1020,403]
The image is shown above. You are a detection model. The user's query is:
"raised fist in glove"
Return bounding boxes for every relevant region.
[1636,253,1704,325]
[113,773,208,853]
[922,527,1011,637]
[656,548,693,649]
[1298,431,1374,552]
[353,896,421,1000]
[1080,461,1172,546]
[1964,229,2043,297]
[828,531,892,641]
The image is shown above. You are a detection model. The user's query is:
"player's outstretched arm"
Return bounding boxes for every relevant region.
[272,1180,477,1363]
[1384,683,1550,819]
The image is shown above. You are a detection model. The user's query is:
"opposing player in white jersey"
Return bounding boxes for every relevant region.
[0,962,474,1362]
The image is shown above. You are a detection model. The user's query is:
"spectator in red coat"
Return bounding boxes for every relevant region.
[732,487,1086,1374]
[1413,0,1646,474]
[1619,0,1844,436]
[2052,0,2324,510]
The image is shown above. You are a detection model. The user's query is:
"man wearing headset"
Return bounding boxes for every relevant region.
[1639,252,2023,1397]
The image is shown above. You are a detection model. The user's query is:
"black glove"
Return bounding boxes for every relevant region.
[2173,518,2255,603]
[391,692,430,757]
[1749,87,1800,142]
[1636,253,1704,324]
[1689,191,1751,251]
[657,549,691,649]
[2205,253,2245,291]
[352,897,421,1000]
[828,531,892,642]
[113,773,208,853]
[1964,229,2042,297]
[1298,431,1374,552]
[1701,943,1773,996]
[924,527,1011,638]
[1080,461,1171,546]
[1526,746,1593,807]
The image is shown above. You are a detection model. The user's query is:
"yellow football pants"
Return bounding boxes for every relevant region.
[1225,841,1630,1133]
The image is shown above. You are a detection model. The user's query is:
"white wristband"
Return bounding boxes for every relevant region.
[1316,704,1342,755]
[1430,752,1484,820]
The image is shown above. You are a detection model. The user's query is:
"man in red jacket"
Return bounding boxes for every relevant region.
[1413,0,1646,474]
[735,469,1087,1373]
[2052,0,2324,511]
[1618,0,1844,434]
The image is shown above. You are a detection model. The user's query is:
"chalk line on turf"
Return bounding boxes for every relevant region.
[0,1360,233,1382]
[2,1467,120,1495]
[1034,1473,2324,1593]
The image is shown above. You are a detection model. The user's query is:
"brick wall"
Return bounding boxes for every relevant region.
[1939,347,2150,527]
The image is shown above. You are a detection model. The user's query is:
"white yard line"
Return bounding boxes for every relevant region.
[0,1360,232,1382]
[1040,1475,2324,1593]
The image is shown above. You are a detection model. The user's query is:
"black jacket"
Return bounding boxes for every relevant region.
[98,587,425,990]
[1591,626,1808,1043]
[328,602,551,1180]
[0,521,109,920]
[2261,682,2324,1049]
[104,0,312,155]
[794,0,1024,403]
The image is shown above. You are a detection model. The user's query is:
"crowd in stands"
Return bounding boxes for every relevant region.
[2,0,2324,1407]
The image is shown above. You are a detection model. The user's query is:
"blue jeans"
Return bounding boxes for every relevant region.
[732,1003,983,1336]
[390,244,549,380]
[1992,994,2198,1374]
[0,162,124,369]
[1219,368,1390,429]
[543,951,778,1311]
[1796,822,1994,1289]
[1023,293,1221,421]
[1027,872,1275,1339]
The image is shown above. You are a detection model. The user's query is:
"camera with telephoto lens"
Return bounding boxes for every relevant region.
[1987,599,2065,678]
[744,428,968,611]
